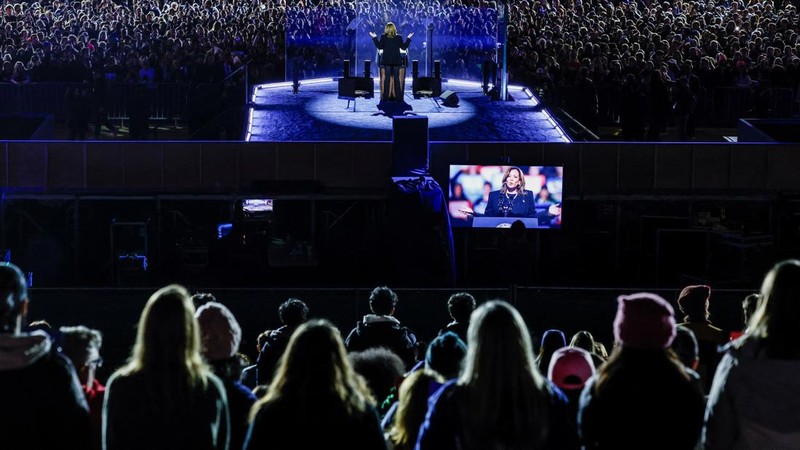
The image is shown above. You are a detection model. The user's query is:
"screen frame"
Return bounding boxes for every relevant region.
[446,164,563,229]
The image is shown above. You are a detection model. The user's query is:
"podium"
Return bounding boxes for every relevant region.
[472,217,539,228]
[377,49,408,100]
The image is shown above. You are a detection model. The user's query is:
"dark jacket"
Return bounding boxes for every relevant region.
[345,314,417,368]
[373,34,411,66]
[0,332,91,450]
[256,325,298,386]
[417,380,579,450]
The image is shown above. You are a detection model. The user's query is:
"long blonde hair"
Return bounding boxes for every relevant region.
[249,319,374,422]
[389,369,445,450]
[117,284,211,417]
[384,22,397,37]
[456,300,551,448]
[739,259,800,358]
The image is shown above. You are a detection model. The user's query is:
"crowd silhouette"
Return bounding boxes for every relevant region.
[4,260,800,449]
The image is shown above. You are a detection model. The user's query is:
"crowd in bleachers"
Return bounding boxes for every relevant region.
[2,0,799,139]
[3,258,800,449]
[0,0,283,84]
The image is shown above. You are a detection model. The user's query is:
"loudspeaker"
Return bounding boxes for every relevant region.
[392,116,429,176]
[343,59,351,77]
[411,60,419,78]
[434,60,441,79]
[440,90,459,107]
[364,59,371,77]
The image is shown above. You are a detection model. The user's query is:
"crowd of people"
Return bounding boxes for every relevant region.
[1,0,798,140]
[3,258,800,449]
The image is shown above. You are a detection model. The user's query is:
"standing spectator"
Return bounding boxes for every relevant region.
[349,346,406,411]
[195,301,256,450]
[578,293,705,450]
[619,74,648,140]
[417,300,579,450]
[670,325,704,394]
[704,259,800,450]
[574,66,599,134]
[548,346,596,420]
[676,285,727,394]
[60,325,105,450]
[241,330,271,389]
[256,297,309,386]
[673,76,695,141]
[568,330,607,368]
[346,286,418,369]
[0,263,91,450]
[102,285,229,450]
[536,328,567,373]
[438,291,476,343]
[244,319,387,449]
[385,369,445,450]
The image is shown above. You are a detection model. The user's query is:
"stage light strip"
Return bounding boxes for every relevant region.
[256,77,335,90]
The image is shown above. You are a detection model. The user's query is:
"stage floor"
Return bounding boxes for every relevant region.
[246,78,570,142]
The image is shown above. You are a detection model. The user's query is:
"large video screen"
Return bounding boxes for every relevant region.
[448,165,563,228]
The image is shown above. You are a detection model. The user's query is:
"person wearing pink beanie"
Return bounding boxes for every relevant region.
[577,293,705,450]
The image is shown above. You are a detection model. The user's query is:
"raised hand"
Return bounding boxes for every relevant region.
[407,32,414,39]
[369,31,377,38]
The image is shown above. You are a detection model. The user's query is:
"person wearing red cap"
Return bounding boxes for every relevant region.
[548,347,596,420]
[577,293,705,450]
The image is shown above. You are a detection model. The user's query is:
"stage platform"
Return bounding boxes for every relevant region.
[246,78,571,143]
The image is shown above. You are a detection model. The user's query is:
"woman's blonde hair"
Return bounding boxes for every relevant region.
[384,22,397,37]
[249,319,374,422]
[456,300,551,448]
[118,284,211,418]
[389,369,445,450]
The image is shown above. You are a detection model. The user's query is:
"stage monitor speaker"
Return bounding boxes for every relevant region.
[392,116,429,176]
[343,59,351,77]
[440,90,459,107]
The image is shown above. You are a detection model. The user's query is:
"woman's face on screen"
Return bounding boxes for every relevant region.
[506,169,521,190]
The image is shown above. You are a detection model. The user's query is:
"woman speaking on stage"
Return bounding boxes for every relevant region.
[369,22,413,101]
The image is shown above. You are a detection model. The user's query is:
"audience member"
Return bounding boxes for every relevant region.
[241,329,271,389]
[346,286,418,369]
[417,300,579,450]
[349,346,407,411]
[244,319,387,449]
[547,346,596,420]
[60,325,105,450]
[195,301,256,450]
[256,297,309,386]
[703,259,800,450]
[741,293,761,334]
[578,293,705,450]
[438,291,476,343]
[676,284,727,393]
[670,324,704,394]
[385,369,445,450]
[381,331,467,429]
[102,284,229,450]
[568,330,607,368]
[0,263,91,450]
[536,328,567,373]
